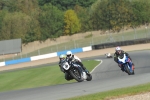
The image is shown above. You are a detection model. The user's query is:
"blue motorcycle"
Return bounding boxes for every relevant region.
[118,54,135,75]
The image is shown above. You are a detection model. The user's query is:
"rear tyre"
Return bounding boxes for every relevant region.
[86,73,92,81]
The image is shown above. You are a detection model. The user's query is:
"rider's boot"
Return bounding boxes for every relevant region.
[78,62,90,74]
[84,69,90,74]
[81,65,89,74]
[118,64,124,72]
[82,65,90,74]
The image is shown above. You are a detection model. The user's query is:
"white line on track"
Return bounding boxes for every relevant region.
[90,59,103,73]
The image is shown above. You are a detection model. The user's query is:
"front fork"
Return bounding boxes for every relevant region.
[72,65,83,76]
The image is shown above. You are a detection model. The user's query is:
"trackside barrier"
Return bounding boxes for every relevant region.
[57,46,92,56]
[0,37,149,67]
[92,38,150,50]
[57,48,83,56]
[5,58,31,66]
[0,46,92,67]
[0,62,5,67]
[31,52,57,61]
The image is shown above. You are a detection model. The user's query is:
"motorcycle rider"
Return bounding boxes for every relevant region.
[58,54,66,73]
[105,53,112,58]
[66,51,89,74]
[114,46,134,72]
[58,54,73,81]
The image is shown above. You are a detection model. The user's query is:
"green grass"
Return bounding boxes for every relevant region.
[64,83,150,100]
[0,60,100,92]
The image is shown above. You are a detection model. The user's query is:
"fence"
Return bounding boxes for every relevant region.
[0,25,150,62]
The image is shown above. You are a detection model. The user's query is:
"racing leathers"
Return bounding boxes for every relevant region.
[58,59,73,81]
[66,55,89,74]
[114,50,134,71]
[58,60,65,73]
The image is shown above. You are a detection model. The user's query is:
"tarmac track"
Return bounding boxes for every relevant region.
[0,50,150,100]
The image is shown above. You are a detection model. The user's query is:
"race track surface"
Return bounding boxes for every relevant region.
[0,50,150,100]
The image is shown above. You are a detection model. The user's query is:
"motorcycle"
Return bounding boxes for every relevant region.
[118,54,135,75]
[60,59,92,82]
[105,53,112,58]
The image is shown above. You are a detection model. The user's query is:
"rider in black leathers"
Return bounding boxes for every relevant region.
[66,51,89,74]
[58,54,73,81]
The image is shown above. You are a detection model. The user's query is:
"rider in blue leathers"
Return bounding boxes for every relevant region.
[114,46,134,72]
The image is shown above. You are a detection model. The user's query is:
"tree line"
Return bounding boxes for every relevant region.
[0,0,149,44]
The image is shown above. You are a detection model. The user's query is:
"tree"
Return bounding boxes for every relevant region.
[14,0,41,43]
[74,5,91,32]
[64,10,81,35]
[0,10,6,40]
[131,0,150,27]
[1,12,31,40]
[0,0,18,11]
[91,0,133,32]
[39,3,64,40]
[78,0,96,7]
[91,0,110,30]
[108,0,133,31]
[38,0,96,10]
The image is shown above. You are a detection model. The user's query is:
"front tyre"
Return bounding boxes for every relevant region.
[124,65,131,75]
[69,68,83,82]
[124,64,134,75]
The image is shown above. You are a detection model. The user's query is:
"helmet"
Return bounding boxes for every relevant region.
[115,46,121,51]
[59,54,66,61]
[115,46,121,54]
[66,51,72,58]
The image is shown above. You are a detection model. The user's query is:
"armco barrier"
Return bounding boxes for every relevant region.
[31,52,57,61]
[92,38,150,50]
[57,48,83,56]
[5,58,31,66]
[1,37,149,67]
[0,46,92,67]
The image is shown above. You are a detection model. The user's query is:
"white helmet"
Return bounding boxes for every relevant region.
[115,46,121,51]
[66,51,72,58]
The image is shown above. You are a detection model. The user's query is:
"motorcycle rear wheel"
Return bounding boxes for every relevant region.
[86,73,92,81]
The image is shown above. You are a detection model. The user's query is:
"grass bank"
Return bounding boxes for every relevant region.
[0,60,100,92]
[65,82,150,100]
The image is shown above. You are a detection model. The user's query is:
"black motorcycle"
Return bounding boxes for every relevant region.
[60,59,92,82]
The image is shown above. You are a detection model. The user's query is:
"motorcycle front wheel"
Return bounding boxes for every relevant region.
[124,64,134,75]
[69,68,83,82]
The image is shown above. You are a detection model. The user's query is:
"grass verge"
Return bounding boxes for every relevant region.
[64,82,150,100]
[0,60,100,92]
